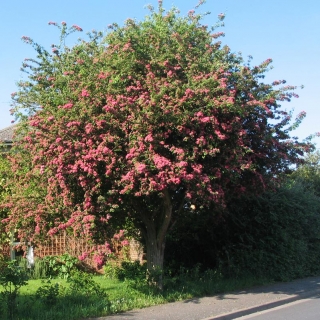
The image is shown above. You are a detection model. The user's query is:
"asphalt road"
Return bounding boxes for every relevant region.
[235,295,320,320]
[92,276,320,320]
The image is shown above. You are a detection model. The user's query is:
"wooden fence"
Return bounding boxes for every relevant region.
[1,232,144,270]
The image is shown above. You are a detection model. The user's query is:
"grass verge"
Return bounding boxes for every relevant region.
[0,271,274,320]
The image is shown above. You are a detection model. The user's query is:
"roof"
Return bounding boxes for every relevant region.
[0,124,17,143]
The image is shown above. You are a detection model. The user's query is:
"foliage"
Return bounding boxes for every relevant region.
[35,280,60,306]
[225,182,320,280]
[103,261,119,279]
[290,150,320,195]
[2,2,313,288]
[103,260,148,289]
[209,184,320,280]
[0,155,12,254]
[116,260,147,282]
[166,181,320,281]
[67,270,107,298]
[17,257,50,280]
[0,259,28,319]
[41,254,80,279]
[164,206,221,271]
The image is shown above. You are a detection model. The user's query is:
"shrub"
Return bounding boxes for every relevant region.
[67,270,107,298]
[42,254,80,279]
[35,280,61,306]
[0,259,28,319]
[116,261,147,282]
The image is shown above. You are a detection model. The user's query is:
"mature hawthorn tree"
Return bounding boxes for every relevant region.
[3,3,312,285]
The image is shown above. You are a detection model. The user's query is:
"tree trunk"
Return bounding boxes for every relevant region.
[141,189,172,290]
[145,225,166,289]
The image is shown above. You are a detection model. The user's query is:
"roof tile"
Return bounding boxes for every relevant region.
[0,124,17,143]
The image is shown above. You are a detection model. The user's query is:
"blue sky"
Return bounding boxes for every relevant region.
[1,0,319,146]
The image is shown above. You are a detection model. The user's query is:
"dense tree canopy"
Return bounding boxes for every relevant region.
[2,3,313,284]
[290,151,320,196]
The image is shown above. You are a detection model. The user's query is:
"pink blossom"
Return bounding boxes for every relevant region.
[123,42,131,51]
[297,111,306,118]
[218,13,225,21]
[35,225,41,234]
[113,234,120,240]
[82,215,94,223]
[93,254,104,269]
[61,103,73,109]
[167,70,174,77]
[85,123,93,134]
[98,72,107,79]
[201,117,210,123]
[168,177,180,184]
[121,240,129,246]
[78,252,88,261]
[192,164,203,174]
[136,163,146,174]
[144,134,153,142]
[81,89,89,97]
[47,228,58,236]
[211,32,225,39]
[153,154,171,169]
[72,24,83,32]
[21,36,32,43]
[177,161,188,167]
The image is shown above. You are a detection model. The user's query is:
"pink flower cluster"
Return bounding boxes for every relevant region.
[72,24,83,32]
[81,89,89,97]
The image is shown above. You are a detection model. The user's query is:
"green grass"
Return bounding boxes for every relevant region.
[0,271,274,320]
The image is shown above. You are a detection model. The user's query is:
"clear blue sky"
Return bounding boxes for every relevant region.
[1,0,319,146]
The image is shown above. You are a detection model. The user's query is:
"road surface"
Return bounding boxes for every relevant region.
[92,276,320,320]
[236,295,320,320]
